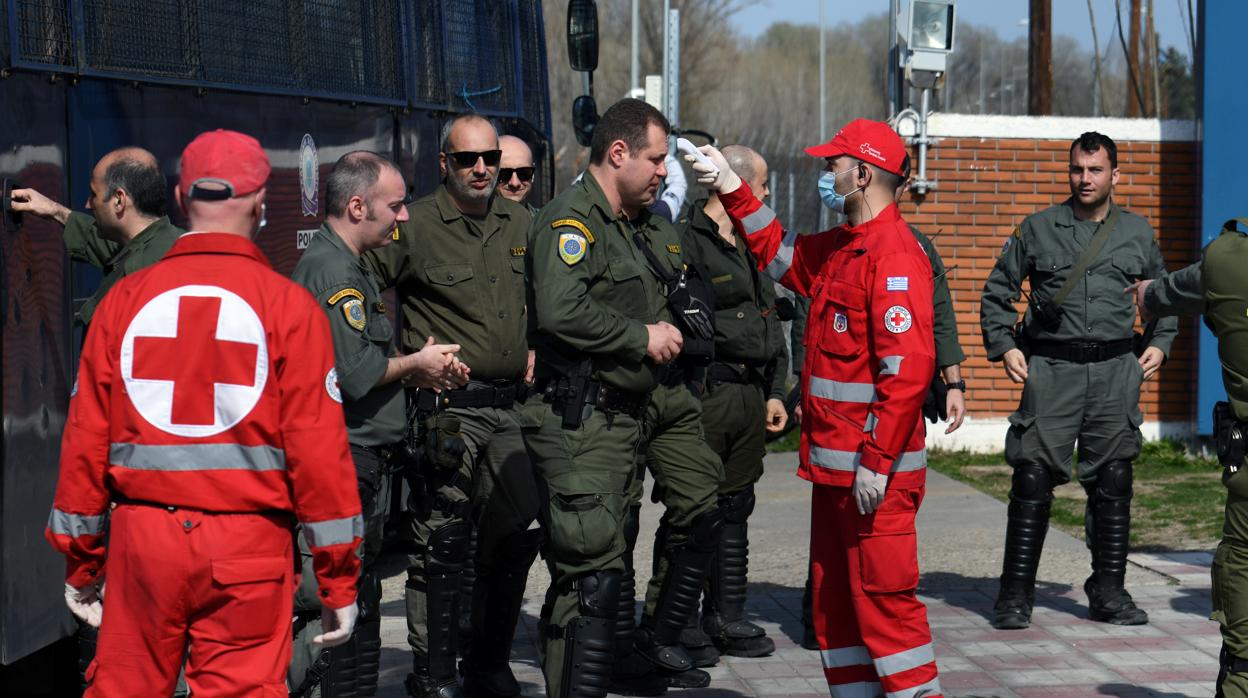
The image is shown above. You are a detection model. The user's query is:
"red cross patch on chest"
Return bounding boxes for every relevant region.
[121,285,268,437]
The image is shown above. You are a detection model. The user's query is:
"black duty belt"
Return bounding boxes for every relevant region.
[707,362,760,386]
[657,364,687,387]
[541,379,650,420]
[1028,339,1133,364]
[414,379,527,412]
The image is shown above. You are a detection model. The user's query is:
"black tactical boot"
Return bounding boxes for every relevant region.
[703,488,775,657]
[1085,461,1148,625]
[406,657,464,698]
[993,464,1052,630]
[678,617,720,667]
[460,530,540,697]
[609,506,667,697]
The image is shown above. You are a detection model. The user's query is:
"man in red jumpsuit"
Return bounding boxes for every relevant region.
[689,120,942,697]
[45,129,363,696]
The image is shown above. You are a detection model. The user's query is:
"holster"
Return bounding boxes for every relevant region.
[1215,401,1247,472]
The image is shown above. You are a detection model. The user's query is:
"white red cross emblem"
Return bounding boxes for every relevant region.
[884,305,912,334]
[120,285,268,437]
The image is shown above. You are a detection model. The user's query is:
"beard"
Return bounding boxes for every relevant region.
[446,172,495,205]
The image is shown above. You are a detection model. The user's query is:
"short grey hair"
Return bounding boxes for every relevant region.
[722,145,761,185]
[325,151,400,217]
[440,112,496,153]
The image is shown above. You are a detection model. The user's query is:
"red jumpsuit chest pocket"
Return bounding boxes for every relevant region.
[817,279,868,358]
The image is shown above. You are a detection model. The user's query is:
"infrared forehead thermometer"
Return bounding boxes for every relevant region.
[676,137,718,174]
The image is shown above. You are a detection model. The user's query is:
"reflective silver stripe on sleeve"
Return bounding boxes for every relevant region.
[302,515,365,548]
[830,681,884,698]
[808,377,877,404]
[821,645,872,669]
[878,355,905,376]
[809,448,928,473]
[874,642,935,677]
[740,204,777,235]
[110,443,286,472]
[47,507,107,537]
[885,677,942,698]
[863,413,878,433]
[763,224,798,281]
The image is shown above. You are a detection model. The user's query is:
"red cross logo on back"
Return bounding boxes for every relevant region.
[122,285,268,437]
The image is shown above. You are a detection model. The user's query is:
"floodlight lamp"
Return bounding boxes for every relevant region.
[906,0,956,74]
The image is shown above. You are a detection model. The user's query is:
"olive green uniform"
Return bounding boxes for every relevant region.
[980,200,1177,482]
[981,198,1177,627]
[522,172,668,698]
[288,223,401,694]
[1146,222,1248,695]
[363,185,539,691]
[64,211,181,326]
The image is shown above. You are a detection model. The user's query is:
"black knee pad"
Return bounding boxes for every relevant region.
[577,570,622,619]
[1096,460,1134,500]
[1010,464,1053,503]
[428,520,471,575]
[687,506,725,553]
[719,487,756,524]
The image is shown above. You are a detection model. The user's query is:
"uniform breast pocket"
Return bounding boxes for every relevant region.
[424,262,475,288]
[817,280,867,358]
[1112,253,1144,282]
[608,257,649,319]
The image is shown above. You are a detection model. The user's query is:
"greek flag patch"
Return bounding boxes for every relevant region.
[886,276,909,291]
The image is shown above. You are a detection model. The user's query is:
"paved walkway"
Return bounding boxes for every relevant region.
[373,453,1224,697]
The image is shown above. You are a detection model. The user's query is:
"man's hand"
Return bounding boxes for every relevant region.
[794,404,803,425]
[1002,348,1029,384]
[645,321,684,364]
[1125,279,1154,323]
[764,398,788,433]
[402,336,468,390]
[312,603,358,647]
[525,349,536,385]
[944,388,966,434]
[852,466,888,515]
[9,187,71,225]
[64,582,103,628]
[686,145,742,195]
[1138,346,1164,381]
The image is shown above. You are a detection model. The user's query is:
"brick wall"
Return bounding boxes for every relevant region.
[897,115,1201,431]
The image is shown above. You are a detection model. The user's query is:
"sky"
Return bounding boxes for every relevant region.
[730,0,1197,59]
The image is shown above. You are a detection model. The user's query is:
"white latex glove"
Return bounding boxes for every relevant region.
[852,466,889,515]
[313,602,359,647]
[65,582,103,628]
[686,145,741,194]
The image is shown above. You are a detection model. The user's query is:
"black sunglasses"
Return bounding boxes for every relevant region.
[498,166,535,183]
[445,150,501,168]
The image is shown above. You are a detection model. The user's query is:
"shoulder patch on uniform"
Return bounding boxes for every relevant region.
[327,288,365,306]
[558,232,588,266]
[884,305,913,334]
[511,246,527,257]
[342,298,367,331]
[325,368,342,403]
[666,244,681,254]
[552,218,596,244]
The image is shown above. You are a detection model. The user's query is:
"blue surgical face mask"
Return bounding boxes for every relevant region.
[817,166,862,213]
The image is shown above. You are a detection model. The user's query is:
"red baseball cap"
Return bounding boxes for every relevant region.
[179,129,271,200]
[804,119,906,176]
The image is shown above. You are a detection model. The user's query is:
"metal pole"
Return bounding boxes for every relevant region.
[770,170,778,209]
[667,9,680,127]
[631,0,640,93]
[916,87,932,194]
[888,0,900,118]
[788,172,796,232]
[819,0,827,230]
[662,0,671,115]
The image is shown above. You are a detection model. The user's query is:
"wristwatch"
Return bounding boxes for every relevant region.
[944,380,966,392]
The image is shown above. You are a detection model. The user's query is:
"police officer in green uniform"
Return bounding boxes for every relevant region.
[523,98,686,698]
[10,147,181,327]
[1129,219,1248,697]
[981,131,1177,629]
[363,114,539,698]
[606,172,726,693]
[672,145,788,664]
[288,152,469,696]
